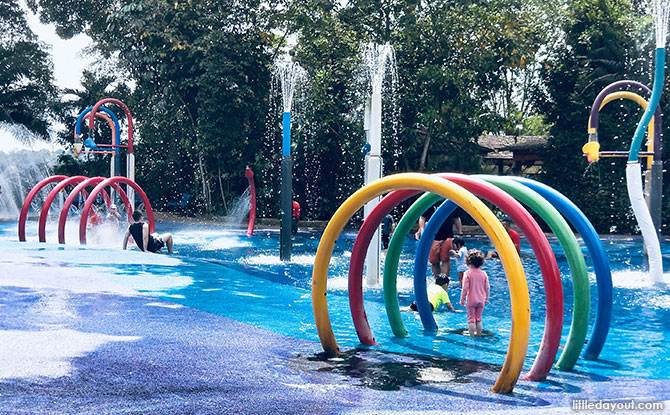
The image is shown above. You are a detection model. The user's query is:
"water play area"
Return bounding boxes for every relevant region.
[5,0,670,413]
[3,218,670,413]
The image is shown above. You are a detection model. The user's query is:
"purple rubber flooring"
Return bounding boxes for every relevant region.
[2,284,670,415]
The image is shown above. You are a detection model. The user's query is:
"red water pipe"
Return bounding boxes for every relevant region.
[245,166,256,237]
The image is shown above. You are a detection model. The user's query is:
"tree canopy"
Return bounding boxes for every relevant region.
[0,0,56,137]
[16,0,668,233]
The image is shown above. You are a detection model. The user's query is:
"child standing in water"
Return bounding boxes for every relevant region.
[450,236,468,286]
[459,249,489,337]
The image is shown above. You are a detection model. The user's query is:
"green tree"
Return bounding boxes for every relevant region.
[0,0,56,137]
[539,0,645,233]
[36,0,275,213]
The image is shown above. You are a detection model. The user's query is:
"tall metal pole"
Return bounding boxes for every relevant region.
[127,153,135,212]
[364,93,383,286]
[650,160,663,234]
[280,111,293,261]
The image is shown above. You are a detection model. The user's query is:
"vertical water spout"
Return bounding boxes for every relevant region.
[361,43,396,286]
[274,58,306,261]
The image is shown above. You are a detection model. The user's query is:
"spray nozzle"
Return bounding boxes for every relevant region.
[83,137,99,151]
[582,141,600,163]
[73,141,83,158]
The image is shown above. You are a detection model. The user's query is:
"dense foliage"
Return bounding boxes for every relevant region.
[14,0,670,233]
[0,0,56,137]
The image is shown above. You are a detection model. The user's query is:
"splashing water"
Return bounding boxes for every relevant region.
[273,58,307,113]
[0,123,59,220]
[224,187,251,226]
[653,0,670,47]
[359,43,402,171]
[361,43,396,95]
[0,151,56,221]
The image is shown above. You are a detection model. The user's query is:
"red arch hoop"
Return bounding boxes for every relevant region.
[18,175,67,241]
[79,177,154,245]
[58,177,112,244]
[40,176,132,242]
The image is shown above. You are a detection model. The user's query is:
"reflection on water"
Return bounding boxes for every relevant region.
[298,348,500,391]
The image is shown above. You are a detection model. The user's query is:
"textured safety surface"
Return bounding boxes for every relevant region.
[2,244,670,414]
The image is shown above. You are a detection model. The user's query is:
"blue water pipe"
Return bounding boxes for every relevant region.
[75,106,121,153]
[512,177,612,360]
[282,112,291,157]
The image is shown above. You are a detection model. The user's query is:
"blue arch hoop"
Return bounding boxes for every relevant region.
[511,177,612,360]
[75,106,121,153]
[413,195,458,330]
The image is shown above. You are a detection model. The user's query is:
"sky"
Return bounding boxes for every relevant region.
[0,4,93,153]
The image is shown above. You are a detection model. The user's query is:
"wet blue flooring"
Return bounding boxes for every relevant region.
[2,220,670,413]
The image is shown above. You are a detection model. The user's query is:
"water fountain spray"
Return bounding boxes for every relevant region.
[273,57,306,261]
[361,43,396,286]
[627,0,670,283]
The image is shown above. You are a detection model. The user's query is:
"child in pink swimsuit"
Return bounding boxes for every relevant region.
[459,249,489,337]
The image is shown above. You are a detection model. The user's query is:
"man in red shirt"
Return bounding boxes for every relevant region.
[486,217,520,259]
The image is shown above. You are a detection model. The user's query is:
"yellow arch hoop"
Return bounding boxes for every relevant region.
[311,173,530,394]
[587,91,655,168]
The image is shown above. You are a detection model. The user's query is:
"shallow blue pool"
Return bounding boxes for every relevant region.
[4,220,670,381]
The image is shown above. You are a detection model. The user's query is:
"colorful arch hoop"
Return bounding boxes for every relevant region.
[312,173,530,394]
[512,177,612,360]
[588,91,657,167]
[18,175,67,241]
[79,177,154,245]
[413,182,563,380]
[75,107,121,152]
[478,175,590,372]
[348,174,561,381]
[588,80,662,162]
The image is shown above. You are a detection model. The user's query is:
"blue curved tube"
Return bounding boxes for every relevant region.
[511,177,612,360]
[75,106,121,153]
[414,199,457,330]
[630,48,665,161]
